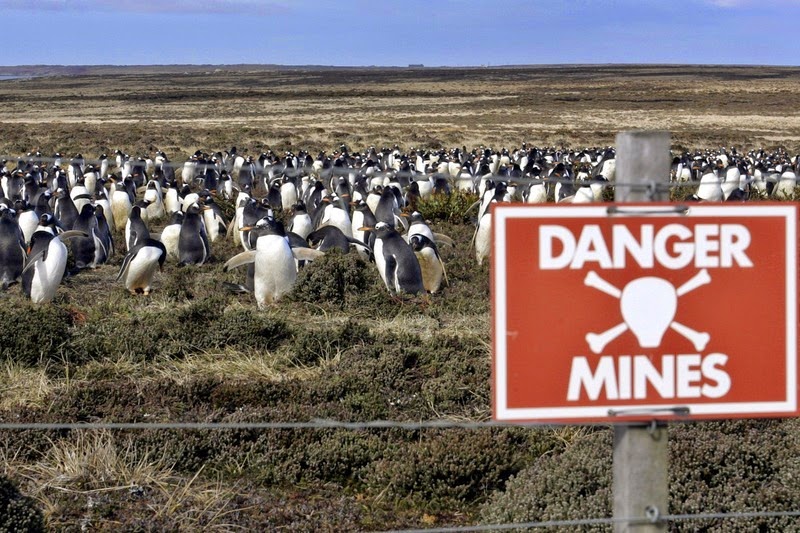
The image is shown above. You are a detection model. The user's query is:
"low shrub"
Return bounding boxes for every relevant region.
[0,475,44,532]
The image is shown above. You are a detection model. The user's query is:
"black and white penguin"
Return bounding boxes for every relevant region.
[111,179,132,232]
[21,229,87,304]
[0,206,25,289]
[94,204,114,262]
[224,216,322,308]
[53,188,79,231]
[199,193,227,243]
[409,233,447,294]
[125,204,150,251]
[288,202,313,240]
[159,210,184,262]
[116,236,167,295]
[307,225,369,255]
[178,203,210,266]
[363,222,424,295]
[71,203,100,269]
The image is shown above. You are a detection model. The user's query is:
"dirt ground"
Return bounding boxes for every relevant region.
[2,65,799,158]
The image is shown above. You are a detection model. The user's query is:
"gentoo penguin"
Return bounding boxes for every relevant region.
[164,181,181,215]
[224,216,322,308]
[16,200,39,245]
[351,200,377,255]
[116,236,167,295]
[362,222,424,295]
[125,204,150,251]
[94,204,114,261]
[315,196,353,238]
[21,229,87,304]
[0,206,25,289]
[143,180,165,220]
[288,202,313,240]
[159,211,184,262]
[71,203,101,269]
[199,193,227,243]
[307,225,369,255]
[410,233,447,294]
[178,203,210,265]
[111,179,133,232]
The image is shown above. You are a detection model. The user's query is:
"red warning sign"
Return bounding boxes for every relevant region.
[492,203,798,423]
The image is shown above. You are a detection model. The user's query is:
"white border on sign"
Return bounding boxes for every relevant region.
[493,204,797,422]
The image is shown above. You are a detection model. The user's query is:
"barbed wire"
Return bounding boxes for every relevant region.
[381,509,800,533]
[0,419,560,431]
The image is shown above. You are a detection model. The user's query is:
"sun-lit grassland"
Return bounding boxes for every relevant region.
[1,66,800,529]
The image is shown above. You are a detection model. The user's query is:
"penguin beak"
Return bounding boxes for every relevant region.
[239,226,254,232]
[399,212,410,218]
[358,226,374,232]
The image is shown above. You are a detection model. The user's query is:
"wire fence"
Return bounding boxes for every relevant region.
[2,149,800,529]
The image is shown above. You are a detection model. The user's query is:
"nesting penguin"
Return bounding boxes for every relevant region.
[116,236,167,295]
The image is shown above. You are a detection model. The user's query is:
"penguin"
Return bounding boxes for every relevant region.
[116,236,167,295]
[315,195,353,238]
[94,204,114,261]
[125,204,150,251]
[71,203,100,269]
[307,225,369,255]
[21,229,87,304]
[164,181,181,215]
[374,186,404,229]
[143,180,165,220]
[224,216,322,308]
[178,203,210,266]
[409,233,447,294]
[16,200,39,245]
[288,202,313,240]
[199,193,227,243]
[362,222,424,295]
[351,200,377,255]
[111,179,133,232]
[0,206,25,289]
[158,210,184,262]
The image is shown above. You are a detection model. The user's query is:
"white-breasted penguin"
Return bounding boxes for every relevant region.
[178,203,210,266]
[0,206,25,289]
[159,211,184,262]
[21,229,87,304]
[224,216,322,308]
[117,237,167,295]
[362,222,425,295]
[409,233,447,294]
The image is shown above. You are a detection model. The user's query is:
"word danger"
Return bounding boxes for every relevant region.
[540,224,753,270]
[567,353,731,401]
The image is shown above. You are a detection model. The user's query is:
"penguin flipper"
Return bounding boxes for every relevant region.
[116,250,137,282]
[292,247,325,261]
[21,250,47,275]
[58,230,90,241]
[223,250,257,271]
[432,232,455,247]
[384,254,398,293]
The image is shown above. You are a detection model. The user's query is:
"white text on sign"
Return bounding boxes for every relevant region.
[540,224,753,270]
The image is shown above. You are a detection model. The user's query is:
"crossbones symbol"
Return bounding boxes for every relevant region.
[584,269,712,354]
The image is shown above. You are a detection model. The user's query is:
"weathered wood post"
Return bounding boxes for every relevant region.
[613,130,670,532]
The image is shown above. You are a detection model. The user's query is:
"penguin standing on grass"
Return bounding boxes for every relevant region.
[0,206,25,289]
[21,229,87,304]
[178,203,210,266]
[362,222,424,295]
[410,233,447,294]
[117,235,167,295]
[224,216,322,308]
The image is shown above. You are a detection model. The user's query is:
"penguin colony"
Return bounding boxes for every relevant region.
[0,144,797,306]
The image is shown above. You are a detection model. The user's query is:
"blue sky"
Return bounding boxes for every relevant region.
[1,0,798,66]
